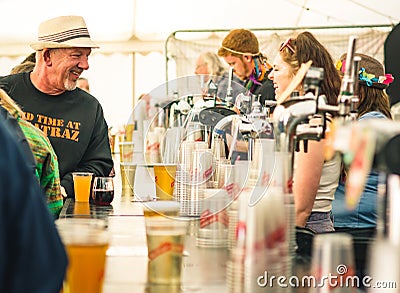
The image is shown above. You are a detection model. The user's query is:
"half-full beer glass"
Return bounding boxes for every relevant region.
[143,201,187,284]
[56,218,109,293]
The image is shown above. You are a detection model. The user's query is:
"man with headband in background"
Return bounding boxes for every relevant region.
[218,29,275,107]
[216,29,275,162]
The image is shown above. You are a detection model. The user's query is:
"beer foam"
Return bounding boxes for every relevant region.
[143,201,180,213]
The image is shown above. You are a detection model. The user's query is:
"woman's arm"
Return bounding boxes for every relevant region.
[293,138,325,227]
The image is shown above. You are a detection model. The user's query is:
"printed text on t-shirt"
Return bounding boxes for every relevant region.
[24,112,80,142]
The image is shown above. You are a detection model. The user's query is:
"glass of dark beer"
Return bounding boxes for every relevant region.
[92,177,114,205]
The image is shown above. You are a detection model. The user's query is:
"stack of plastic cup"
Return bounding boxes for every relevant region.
[175,141,194,216]
[244,187,286,293]
[226,247,245,293]
[196,188,229,248]
[310,233,356,292]
[210,137,227,187]
[368,239,400,293]
[187,149,214,217]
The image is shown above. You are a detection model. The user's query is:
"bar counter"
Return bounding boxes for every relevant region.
[59,160,230,293]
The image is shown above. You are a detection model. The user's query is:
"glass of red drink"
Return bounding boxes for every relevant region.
[92,177,114,205]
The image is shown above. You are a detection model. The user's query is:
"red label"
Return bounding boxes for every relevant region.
[253,225,286,251]
[262,172,271,186]
[146,142,160,151]
[235,221,246,241]
[286,177,293,193]
[203,166,213,179]
[223,183,235,197]
[200,209,229,228]
[148,242,184,261]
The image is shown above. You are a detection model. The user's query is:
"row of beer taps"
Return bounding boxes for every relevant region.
[216,36,400,244]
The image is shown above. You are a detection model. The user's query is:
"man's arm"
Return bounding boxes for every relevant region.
[61,104,114,197]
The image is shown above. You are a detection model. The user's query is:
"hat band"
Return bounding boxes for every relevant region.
[38,28,91,43]
[221,46,260,57]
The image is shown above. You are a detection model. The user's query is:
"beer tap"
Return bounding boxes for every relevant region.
[349,56,362,121]
[205,79,218,106]
[274,67,333,152]
[241,95,274,160]
[337,36,357,121]
[225,67,234,108]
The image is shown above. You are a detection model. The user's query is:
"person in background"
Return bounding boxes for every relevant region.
[268,31,342,233]
[10,61,35,74]
[9,58,64,218]
[195,51,244,103]
[77,76,90,93]
[10,52,36,74]
[384,22,400,106]
[218,29,275,107]
[136,93,152,121]
[21,52,36,63]
[0,88,63,218]
[0,118,67,292]
[332,53,393,282]
[0,15,113,199]
[195,51,226,82]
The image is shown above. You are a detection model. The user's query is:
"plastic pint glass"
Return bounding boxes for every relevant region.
[72,172,93,202]
[153,164,177,200]
[119,142,135,163]
[143,201,187,284]
[56,218,109,293]
[145,218,187,284]
[120,163,137,197]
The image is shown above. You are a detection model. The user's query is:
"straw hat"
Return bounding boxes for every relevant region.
[30,15,99,51]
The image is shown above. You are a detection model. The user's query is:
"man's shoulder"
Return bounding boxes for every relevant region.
[0,72,25,83]
[255,74,273,92]
[62,88,101,109]
[256,74,275,101]
[75,88,100,103]
[0,73,29,96]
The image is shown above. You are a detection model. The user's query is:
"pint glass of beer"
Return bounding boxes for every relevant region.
[143,201,187,284]
[142,201,180,218]
[56,218,109,293]
[119,142,135,163]
[72,172,93,202]
[153,163,177,200]
[120,163,137,198]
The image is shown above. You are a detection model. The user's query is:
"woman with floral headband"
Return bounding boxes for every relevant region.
[268,31,342,233]
[332,52,393,282]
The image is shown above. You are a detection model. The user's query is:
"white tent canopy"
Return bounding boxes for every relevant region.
[0,0,399,128]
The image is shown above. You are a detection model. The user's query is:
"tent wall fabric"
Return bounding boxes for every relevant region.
[166,25,393,81]
[0,0,398,128]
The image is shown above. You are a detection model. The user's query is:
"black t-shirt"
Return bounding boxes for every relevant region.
[247,68,276,106]
[0,72,114,197]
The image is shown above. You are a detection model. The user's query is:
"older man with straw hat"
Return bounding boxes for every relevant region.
[0,15,114,200]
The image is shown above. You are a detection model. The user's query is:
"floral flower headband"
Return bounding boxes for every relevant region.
[336,59,394,89]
